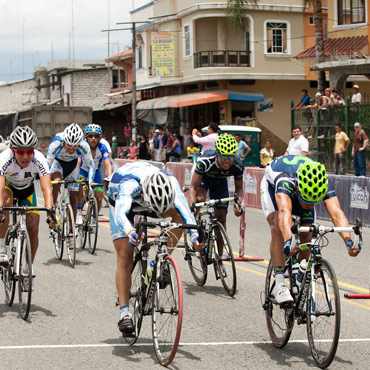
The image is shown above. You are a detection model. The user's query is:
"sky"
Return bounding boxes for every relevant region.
[0,0,149,83]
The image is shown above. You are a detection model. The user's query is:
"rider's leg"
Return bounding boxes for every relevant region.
[0,189,13,262]
[215,209,228,254]
[51,172,62,204]
[26,212,40,263]
[69,191,78,221]
[95,190,103,214]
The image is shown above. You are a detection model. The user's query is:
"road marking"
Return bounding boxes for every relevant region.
[1,337,370,350]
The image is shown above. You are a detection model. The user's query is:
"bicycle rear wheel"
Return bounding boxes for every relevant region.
[87,197,99,254]
[152,255,183,366]
[183,229,207,286]
[306,259,340,369]
[54,205,64,260]
[3,227,17,306]
[123,254,144,346]
[64,204,76,267]
[264,260,293,348]
[18,231,32,320]
[213,222,237,297]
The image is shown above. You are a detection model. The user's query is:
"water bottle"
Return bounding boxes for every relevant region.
[291,260,300,295]
[144,260,154,286]
[296,259,308,288]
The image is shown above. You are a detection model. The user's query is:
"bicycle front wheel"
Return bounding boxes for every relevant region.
[87,197,99,254]
[123,254,144,346]
[183,229,207,286]
[264,260,293,348]
[18,231,32,320]
[3,226,17,306]
[213,222,237,297]
[152,255,183,366]
[64,204,76,267]
[306,259,340,369]
[54,205,64,260]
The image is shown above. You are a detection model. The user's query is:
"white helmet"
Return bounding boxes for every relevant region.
[142,172,175,215]
[10,126,38,148]
[63,123,84,147]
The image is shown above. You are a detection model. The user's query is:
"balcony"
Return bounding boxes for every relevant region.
[194,50,250,68]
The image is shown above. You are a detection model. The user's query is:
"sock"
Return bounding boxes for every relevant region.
[274,269,285,286]
[120,305,130,320]
[0,238,5,248]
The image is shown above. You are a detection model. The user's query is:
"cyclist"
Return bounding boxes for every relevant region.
[0,126,55,272]
[107,161,201,335]
[47,123,95,220]
[188,133,244,254]
[261,155,361,305]
[76,124,113,224]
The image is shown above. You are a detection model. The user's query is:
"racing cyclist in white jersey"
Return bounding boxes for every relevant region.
[0,126,55,274]
[47,123,95,219]
[76,124,113,224]
[108,161,201,335]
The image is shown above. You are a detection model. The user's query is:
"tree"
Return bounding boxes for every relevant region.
[227,0,258,32]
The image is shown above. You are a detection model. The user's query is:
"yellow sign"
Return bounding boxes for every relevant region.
[151,32,175,77]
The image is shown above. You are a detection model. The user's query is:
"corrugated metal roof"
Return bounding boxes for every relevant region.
[105,49,133,62]
[294,36,368,59]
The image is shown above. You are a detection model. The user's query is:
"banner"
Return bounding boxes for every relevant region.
[151,32,175,77]
[243,167,265,208]
[165,162,194,199]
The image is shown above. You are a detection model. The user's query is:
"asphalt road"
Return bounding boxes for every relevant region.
[1,181,370,370]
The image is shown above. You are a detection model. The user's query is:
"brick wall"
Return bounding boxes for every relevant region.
[0,79,37,113]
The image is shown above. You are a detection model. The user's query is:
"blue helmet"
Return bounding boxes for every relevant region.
[84,123,102,136]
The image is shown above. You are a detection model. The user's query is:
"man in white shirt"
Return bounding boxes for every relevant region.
[284,126,309,156]
[351,84,362,105]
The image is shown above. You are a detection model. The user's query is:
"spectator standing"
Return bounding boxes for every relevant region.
[292,89,311,110]
[192,122,219,154]
[111,130,118,159]
[351,85,362,105]
[331,89,346,106]
[153,129,160,161]
[159,128,168,162]
[334,124,350,175]
[148,132,154,159]
[128,140,138,160]
[124,124,132,146]
[352,122,368,176]
[284,126,309,156]
[138,135,150,160]
[260,140,275,167]
[166,133,181,161]
[183,128,191,151]
[317,91,329,110]
[235,134,251,163]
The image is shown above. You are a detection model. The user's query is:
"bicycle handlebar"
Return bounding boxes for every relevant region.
[140,220,198,230]
[2,206,52,213]
[193,194,241,209]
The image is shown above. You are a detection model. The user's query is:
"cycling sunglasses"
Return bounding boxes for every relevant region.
[12,148,34,156]
[87,134,100,139]
[218,154,235,161]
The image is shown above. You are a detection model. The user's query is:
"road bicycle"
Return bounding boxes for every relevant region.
[183,195,240,297]
[0,203,51,320]
[263,218,362,369]
[123,206,198,366]
[76,181,101,254]
[50,179,78,267]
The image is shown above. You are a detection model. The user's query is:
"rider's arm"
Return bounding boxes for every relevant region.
[115,193,135,236]
[46,136,61,168]
[40,174,54,208]
[103,157,113,177]
[189,172,203,207]
[275,192,293,241]
[0,175,5,207]
[80,142,96,182]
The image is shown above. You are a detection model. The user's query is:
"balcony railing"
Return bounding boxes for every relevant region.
[194,50,250,68]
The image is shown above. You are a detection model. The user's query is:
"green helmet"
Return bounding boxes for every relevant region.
[215,134,238,156]
[297,161,328,203]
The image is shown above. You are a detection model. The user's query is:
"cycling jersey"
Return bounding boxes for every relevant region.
[0,148,49,190]
[80,142,110,173]
[194,149,244,180]
[261,155,336,220]
[108,161,197,241]
[46,132,95,181]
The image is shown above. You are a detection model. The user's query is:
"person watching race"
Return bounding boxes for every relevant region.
[107,161,201,335]
[188,133,244,259]
[261,155,361,305]
[0,126,55,282]
[76,124,113,224]
[46,123,95,220]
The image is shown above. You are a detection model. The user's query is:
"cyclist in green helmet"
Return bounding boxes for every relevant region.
[261,155,361,305]
[189,134,244,259]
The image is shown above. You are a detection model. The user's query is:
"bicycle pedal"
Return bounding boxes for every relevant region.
[280,301,294,309]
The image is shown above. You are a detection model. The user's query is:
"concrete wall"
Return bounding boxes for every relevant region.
[0,79,36,113]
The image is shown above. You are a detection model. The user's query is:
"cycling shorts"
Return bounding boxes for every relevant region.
[80,169,103,193]
[199,176,229,210]
[260,176,315,224]
[50,158,79,191]
[5,184,39,214]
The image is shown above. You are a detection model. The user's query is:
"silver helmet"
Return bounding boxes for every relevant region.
[10,126,38,148]
[63,123,84,147]
[142,172,175,215]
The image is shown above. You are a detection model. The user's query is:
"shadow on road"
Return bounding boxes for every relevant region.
[42,257,92,267]
[183,281,236,299]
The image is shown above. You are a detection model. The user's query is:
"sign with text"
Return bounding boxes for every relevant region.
[151,32,175,77]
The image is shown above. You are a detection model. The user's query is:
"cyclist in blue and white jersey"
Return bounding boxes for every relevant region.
[107,161,201,335]
[76,124,113,224]
[47,123,95,219]
[261,155,361,305]
[0,126,55,273]
[189,134,244,253]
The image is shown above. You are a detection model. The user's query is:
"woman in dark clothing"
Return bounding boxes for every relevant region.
[138,135,151,160]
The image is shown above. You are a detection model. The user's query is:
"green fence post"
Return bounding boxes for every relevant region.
[345,96,350,173]
[290,100,294,132]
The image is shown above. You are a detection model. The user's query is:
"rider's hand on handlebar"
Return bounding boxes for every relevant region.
[191,233,204,252]
[128,230,138,248]
[345,239,361,257]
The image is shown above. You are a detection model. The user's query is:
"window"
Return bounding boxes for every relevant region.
[184,25,190,57]
[112,69,126,89]
[138,46,143,69]
[266,22,288,54]
[309,16,314,25]
[338,0,365,25]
